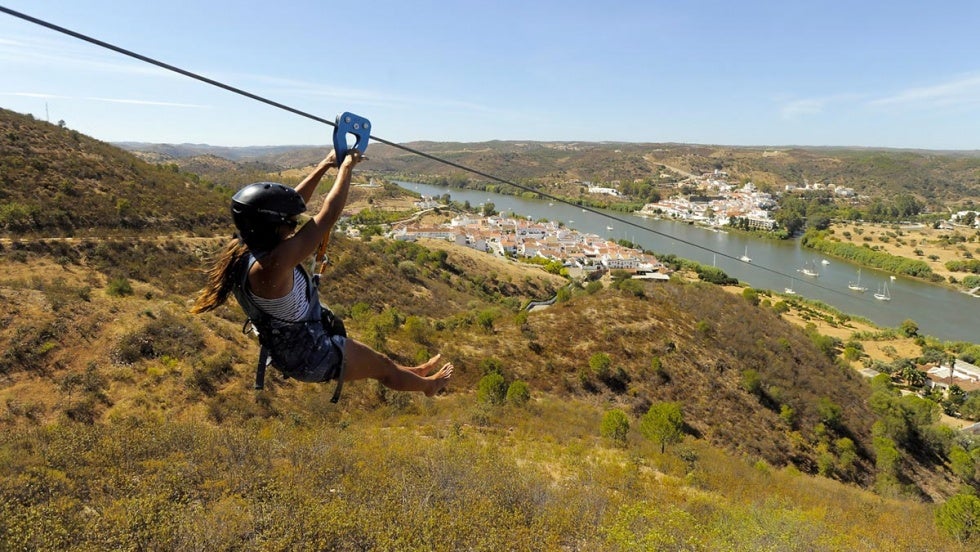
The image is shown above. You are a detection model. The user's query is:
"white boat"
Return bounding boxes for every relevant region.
[799,261,819,277]
[848,269,867,292]
[606,226,614,231]
[821,259,830,265]
[890,275,897,281]
[874,282,892,301]
[784,276,797,295]
[739,246,752,263]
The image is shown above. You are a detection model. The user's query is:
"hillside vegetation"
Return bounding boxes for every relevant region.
[2,109,979,548]
[0,108,229,237]
[118,138,980,209]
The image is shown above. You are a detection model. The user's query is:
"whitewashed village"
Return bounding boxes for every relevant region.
[391,205,670,281]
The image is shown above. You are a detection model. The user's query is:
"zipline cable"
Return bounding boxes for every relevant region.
[0,5,872,301]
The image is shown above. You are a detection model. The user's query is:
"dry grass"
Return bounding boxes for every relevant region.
[828,221,980,282]
[1,233,976,547]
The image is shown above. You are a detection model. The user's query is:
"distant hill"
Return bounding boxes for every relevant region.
[119,139,980,208]
[0,108,230,237]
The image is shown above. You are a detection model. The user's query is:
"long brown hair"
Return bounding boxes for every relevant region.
[190,239,250,314]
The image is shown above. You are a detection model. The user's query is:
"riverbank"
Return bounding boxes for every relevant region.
[820,221,979,285]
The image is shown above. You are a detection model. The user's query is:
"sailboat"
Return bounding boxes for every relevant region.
[848,269,867,292]
[784,278,796,295]
[874,282,892,301]
[799,260,819,277]
[739,246,752,263]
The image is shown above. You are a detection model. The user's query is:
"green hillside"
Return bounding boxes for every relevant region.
[0,108,229,237]
[2,110,979,549]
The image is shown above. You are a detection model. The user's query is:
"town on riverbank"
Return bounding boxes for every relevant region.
[389,204,670,280]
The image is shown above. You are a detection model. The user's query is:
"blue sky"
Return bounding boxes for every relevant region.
[3,0,980,150]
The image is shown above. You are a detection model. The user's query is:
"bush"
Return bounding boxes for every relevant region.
[506,381,531,407]
[589,352,612,380]
[477,373,507,405]
[114,311,205,364]
[477,310,496,333]
[397,260,418,278]
[741,369,762,396]
[403,316,431,344]
[106,277,134,297]
[600,409,630,446]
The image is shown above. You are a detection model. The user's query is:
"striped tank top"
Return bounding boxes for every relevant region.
[247,268,310,322]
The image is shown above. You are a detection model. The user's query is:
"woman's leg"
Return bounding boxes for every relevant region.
[342,339,452,396]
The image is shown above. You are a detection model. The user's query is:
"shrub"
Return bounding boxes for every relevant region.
[600,409,630,446]
[397,260,418,278]
[816,397,844,430]
[741,369,762,396]
[742,288,760,306]
[114,311,205,363]
[403,315,431,344]
[477,310,496,333]
[479,357,503,376]
[589,352,612,380]
[506,381,531,407]
[107,276,134,297]
[477,373,507,405]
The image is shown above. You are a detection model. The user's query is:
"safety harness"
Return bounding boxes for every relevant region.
[235,110,370,403]
[234,253,347,403]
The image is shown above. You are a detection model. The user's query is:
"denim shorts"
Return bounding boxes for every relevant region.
[267,322,347,383]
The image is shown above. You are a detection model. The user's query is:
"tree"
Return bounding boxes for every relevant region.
[948,445,976,483]
[600,409,630,446]
[640,402,684,453]
[899,319,919,338]
[816,397,844,430]
[589,352,612,380]
[934,493,980,542]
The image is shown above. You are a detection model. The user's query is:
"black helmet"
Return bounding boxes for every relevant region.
[231,182,306,253]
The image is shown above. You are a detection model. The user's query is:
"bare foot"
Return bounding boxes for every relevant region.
[408,354,442,376]
[424,363,453,397]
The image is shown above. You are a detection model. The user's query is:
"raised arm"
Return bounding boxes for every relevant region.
[294,149,337,204]
[251,151,362,290]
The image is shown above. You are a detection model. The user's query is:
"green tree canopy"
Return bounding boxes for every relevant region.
[640,402,685,453]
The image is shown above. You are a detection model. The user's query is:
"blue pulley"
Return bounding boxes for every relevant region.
[333,112,371,163]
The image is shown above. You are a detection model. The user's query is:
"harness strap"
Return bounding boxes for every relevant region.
[330,358,346,403]
[312,234,330,288]
[254,345,270,390]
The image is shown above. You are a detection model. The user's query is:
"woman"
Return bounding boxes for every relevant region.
[191,149,452,399]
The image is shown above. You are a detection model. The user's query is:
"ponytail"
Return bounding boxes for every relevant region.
[190,239,250,314]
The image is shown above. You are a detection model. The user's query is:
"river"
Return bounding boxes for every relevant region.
[396,181,978,344]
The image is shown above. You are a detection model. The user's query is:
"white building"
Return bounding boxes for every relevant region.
[926,359,980,392]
